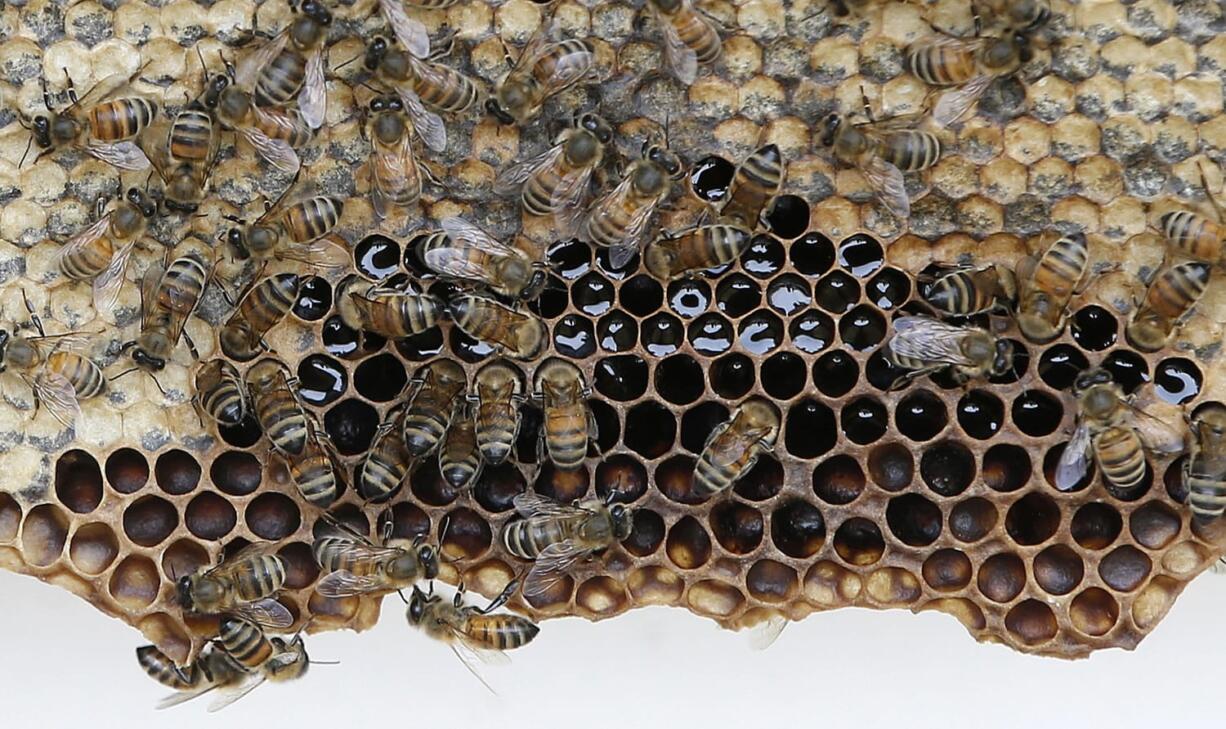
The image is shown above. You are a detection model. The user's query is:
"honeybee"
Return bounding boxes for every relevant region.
[337,276,441,338]
[126,242,213,372]
[204,617,313,711]
[974,0,1050,32]
[693,396,781,499]
[246,358,310,457]
[219,273,304,362]
[647,0,723,85]
[360,405,414,501]
[57,187,156,313]
[364,35,481,152]
[176,543,293,629]
[214,63,313,175]
[449,294,547,361]
[365,95,426,220]
[1055,368,1184,497]
[643,224,754,281]
[440,401,481,490]
[501,492,634,599]
[1014,232,1089,343]
[533,358,595,470]
[0,307,105,428]
[156,65,228,213]
[1161,163,1226,266]
[718,144,784,231]
[883,315,1014,388]
[137,644,248,710]
[234,0,331,129]
[407,582,539,692]
[470,359,525,466]
[1126,262,1211,353]
[193,359,247,428]
[22,69,157,170]
[312,514,439,597]
[224,184,350,269]
[486,34,598,126]
[403,359,468,457]
[1187,402,1226,526]
[429,218,548,301]
[818,108,942,220]
[907,31,1034,127]
[285,423,342,507]
[494,111,613,221]
[921,263,1018,316]
[582,142,685,268]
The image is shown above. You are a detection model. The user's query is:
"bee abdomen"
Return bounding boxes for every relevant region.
[476,407,517,465]
[289,451,338,506]
[1161,210,1222,263]
[234,555,287,602]
[1188,468,1226,525]
[312,536,350,572]
[217,617,274,670]
[360,442,411,501]
[414,66,478,112]
[907,45,975,86]
[258,391,309,456]
[48,352,106,399]
[59,239,114,280]
[522,166,567,216]
[169,108,216,162]
[693,454,738,498]
[255,50,307,107]
[403,411,449,456]
[501,520,567,559]
[467,615,540,650]
[284,197,342,243]
[1095,427,1147,495]
[160,254,210,314]
[137,645,200,690]
[543,407,588,469]
[672,13,722,64]
[879,131,942,172]
[88,97,157,140]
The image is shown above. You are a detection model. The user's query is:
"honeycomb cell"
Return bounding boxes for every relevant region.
[737,311,784,354]
[653,356,703,407]
[473,463,527,514]
[1130,502,1181,549]
[886,494,943,546]
[394,329,441,362]
[1005,492,1061,546]
[681,402,731,454]
[220,413,263,449]
[833,518,885,566]
[1071,503,1123,549]
[865,268,911,309]
[838,305,887,352]
[760,352,806,401]
[922,549,973,592]
[325,316,377,360]
[212,451,262,496]
[1070,305,1118,351]
[766,275,811,317]
[412,460,460,507]
[950,498,999,543]
[1099,545,1152,592]
[667,279,712,318]
[735,456,783,501]
[534,464,591,504]
[1033,545,1085,596]
[161,539,209,585]
[441,507,492,561]
[657,455,701,504]
[642,313,683,356]
[627,566,683,604]
[245,493,302,541]
[813,351,859,397]
[866,567,923,605]
[789,309,834,354]
[123,496,179,548]
[292,276,332,321]
[451,328,496,363]
[867,443,914,492]
[105,448,149,494]
[596,455,648,503]
[1042,443,1094,492]
[1070,588,1120,637]
[709,502,764,555]
[109,555,161,610]
[813,455,865,505]
[619,275,664,317]
[746,560,799,602]
[547,240,591,280]
[624,401,677,459]
[185,492,237,541]
[864,350,909,392]
[1153,357,1202,404]
[354,234,401,280]
[623,509,665,557]
[1133,575,1180,630]
[770,500,825,558]
[278,541,320,590]
[841,397,888,445]
[790,233,835,276]
[920,441,976,496]
[687,579,746,618]
[978,553,1027,603]
[742,235,785,279]
[711,353,755,399]
[0,494,21,542]
[524,574,575,610]
[1164,457,1188,504]
[153,449,200,496]
[353,354,407,402]
[299,354,350,406]
[1005,600,1058,646]
[1037,344,1089,390]
[1011,389,1064,437]
[598,311,638,352]
[69,523,119,576]
[55,449,103,514]
[576,576,629,616]
[594,355,649,401]
[667,516,712,569]
[386,503,430,542]
[764,195,810,240]
[814,270,860,314]
[895,389,948,442]
[325,399,380,455]
[573,272,615,316]
[689,155,735,202]
[687,313,733,355]
[590,401,620,453]
[956,390,1004,440]
[837,234,885,277]
[1101,349,1149,394]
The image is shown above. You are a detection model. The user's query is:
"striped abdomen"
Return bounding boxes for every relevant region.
[256,107,313,146]
[282,197,342,244]
[360,427,411,501]
[403,395,453,456]
[137,645,202,690]
[461,614,540,651]
[353,293,439,337]
[1093,427,1147,495]
[288,444,338,506]
[410,58,479,112]
[530,40,595,86]
[312,536,382,577]
[198,361,246,426]
[925,269,997,315]
[586,191,653,250]
[59,237,115,281]
[241,274,300,336]
[522,158,578,216]
[476,400,518,465]
[1139,262,1210,321]
[169,106,216,163]
[87,97,157,140]
[694,436,758,498]
[255,48,307,107]
[501,516,576,559]
[1161,211,1223,263]
[232,555,287,603]
[217,617,274,671]
[47,352,105,399]
[158,253,210,315]
[253,382,308,456]
[721,145,782,229]
[1187,454,1226,525]
[542,402,589,469]
[439,417,480,489]
[907,44,976,86]
[1032,235,1088,299]
[878,131,942,172]
[667,9,722,64]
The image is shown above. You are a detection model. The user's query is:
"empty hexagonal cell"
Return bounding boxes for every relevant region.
[681,402,730,454]
[219,413,263,449]
[0,493,20,542]
[667,279,712,318]
[709,502,764,555]
[1070,588,1120,637]
[837,234,884,277]
[949,498,999,543]
[895,389,948,442]
[690,155,735,202]
[666,516,712,569]
[1070,305,1118,351]
[384,503,430,542]
[1011,389,1064,437]
[710,353,755,399]
[1005,600,1058,646]
[1153,358,1202,405]
[212,451,262,496]
[623,401,677,459]
[735,456,783,501]
[1130,501,1181,549]
[109,554,161,611]
[590,401,620,453]
[766,274,811,316]
[656,456,701,504]
[69,523,119,576]
[161,539,210,585]
[1037,344,1089,390]
[812,454,865,505]
[573,272,615,316]
[813,351,859,397]
[293,276,332,321]
[764,195,810,240]
[619,275,663,317]
[299,354,350,406]
[956,390,1004,440]
[56,449,103,513]
[105,448,149,494]
[411,459,460,507]
[833,518,885,566]
[594,356,648,401]
[789,309,834,354]
[841,397,888,445]
[154,449,201,496]
[791,232,835,276]
[920,441,976,496]
[865,268,911,309]
[886,494,943,546]
[922,549,973,592]
[1071,502,1123,549]
[622,509,665,558]
[472,463,526,514]
[655,355,704,405]
[123,496,179,548]
[771,500,825,558]
[245,492,302,540]
[325,399,381,455]
[1101,349,1149,394]
[838,305,887,352]
[1005,492,1061,546]
[642,313,684,356]
[598,311,638,352]
[814,270,860,314]
[533,463,591,504]
[760,352,806,401]
[353,353,407,402]
[737,311,784,355]
[784,399,837,459]
[1033,545,1085,596]
[742,235,785,278]
[978,552,1027,603]
[1099,545,1152,592]
[441,507,492,561]
[185,492,237,541]
[746,559,799,602]
[687,313,733,355]
[867,443,914,492]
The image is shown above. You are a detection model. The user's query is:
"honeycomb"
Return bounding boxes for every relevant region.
[0,0,1224,673]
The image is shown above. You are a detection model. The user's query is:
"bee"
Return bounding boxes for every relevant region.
[1126,262,1211,353]
[365,95,426,220]
[193,359,247,428]
[403,359,468,457]
[1187,402,1226,526]
[406,582,539,692]
[246,358,310,457]
[485,34,598,126]
[205,617,312,711]
[224,183,349,269]
[336,276,441,338]
[428,218,548,301]
[214,64,313,174]
[818,107,942,220]
[906,31,1034,127]
[57,187,156,313]
[364,35,481,152]
[582,142,685,268]
[137,644,248,710]
[501,492,634,599]
[158,61,229,213]
[718,144,784,231]
[921,263,1018,316]
[494,111,613,221]
[176,543,293,629]
[448,294,548,361]
[1161,163,1226,266]
[974,0,1051,33]
[312,514,439,597]
[440,401,481,490]
[219,273,304,362]
[883,315,1014,388]
[285,423,342,507]
[233,0,331,129]
[22,69,157,170]
[126,241,213,372]
[360,405,414,502]
[0,306,105,428]
[1014,232,1089,343]
[533,358,595,470]
[647,0,723,85]
[693,396,781,499]
[1055,368,1184,497]
[470,359,525,466]
[644,224,755,281]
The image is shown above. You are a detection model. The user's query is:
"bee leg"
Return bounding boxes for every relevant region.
[431,30,459,61]
[40,74,55,111]
[420,161,443,189]
[181,329,200,360]
[21,289,45,337]
[62,68,78,106]
[1197,160,1226,223]
[476,579,518,615]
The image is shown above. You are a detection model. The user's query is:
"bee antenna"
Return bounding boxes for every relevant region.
[146,372,168,397]
[310,659,341,666]
[18,135,33,169]
[109,366,139,382]
[331,53,364,74]
[396,589,409,605]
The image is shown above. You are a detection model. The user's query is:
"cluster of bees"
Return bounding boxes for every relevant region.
[6,0,1226,708]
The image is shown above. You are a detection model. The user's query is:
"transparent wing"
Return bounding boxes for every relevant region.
[906,34,985,59]
[207,675,265,713]
[236,31,289,89]
[1131,407,1187,455]
[299,48,327,130]
[240,127,301,174]
[315,569,387,598]
[449,642,498,695]
[549,165,595,214]
[862,155,910,220]
[31,370,81,428]
[277,235,351,270]
[659,16,699,85]
[457,633,512,666]
[493,145,564,196]
[56,215,111,276]
[606,199,660,269]
[887,316,975,366]
[512,491,582,518]
[537,44,596,96]
[521,539,585,599]
[74,72,142,109]
[397,86,447,153]
[93,240,135,313]
[933,74,994,128]
[87,141,152,171]
[139,260,165,331]
[1054,422,1093,491]
[156,685,217,710]
[747,614,788,651]
[381,0,431,59]
[252,104,313,147]
[372,134,421,220]
[233,598,294,630]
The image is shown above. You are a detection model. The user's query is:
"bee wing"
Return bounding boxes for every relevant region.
[887,316,975,366]
[549,164,596,214]
[1054,421,1093,491]
[87,140,152,171]
[747,614,788,651]
[522,540,586,599]
[861,155,910,220]
[239,126,301,175]
[156,685,218,710]
[538,45,597,96]
[73,71,142,109]
[440,217,518,256]
[512,491,581,518]
[448,642,498,695]
[657,13,699,85]
[236,30,289,89]
[380,0,431,59]
[372,133,421,220]
[907,34,985,58]
[318,512,376,543]
[299,48,327,130]
[56,214,112,273]
[92,240,135,314]
[397,86,447,153]
[277,234,351,271]
[233,598,295,630]
[139,260,165,330]
[493,145,564,196]
[1129,406,1187,455]
[31,370,81,428]
[315,569,387,598]
[933,74,994,128]
[206,675,266,713]
[607,199,660,269]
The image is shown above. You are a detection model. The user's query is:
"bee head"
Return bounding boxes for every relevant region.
[490,81,532,124]
[417,544,439,580]
[609,503,635,540]
[127,187,158,218]
[1072,366,1113,394]
[131,346,167,372]
[990,339,1015,377]
[819,114,843,148]
[577,112,613,144]
[202,73,231,109]
[521,267,550,301]
[224,226,251,260]
[30,115,53,148]
[370,95,402,114]
[1013,32,1034,63]
[300,0,333,25]
[406,585,429,625]
[364,37,390,71]
[175,574,195,607]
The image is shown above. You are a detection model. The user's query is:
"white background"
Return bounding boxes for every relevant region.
[3,568,1224,728]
